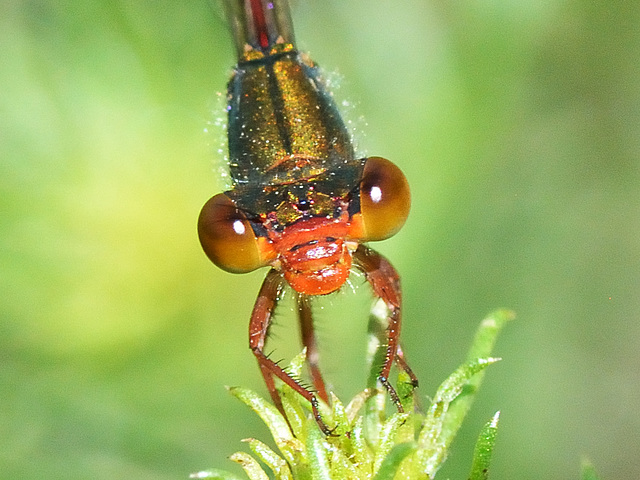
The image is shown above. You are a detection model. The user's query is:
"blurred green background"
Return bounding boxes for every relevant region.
[2,0,639,478]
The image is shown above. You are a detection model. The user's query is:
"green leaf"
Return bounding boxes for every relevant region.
[280,389,307,440]
[416,357,500,477]
[372,442,417,480]
[228,387,294,443]
[350,415,374,472]
[364,388,386,446]
[345,388,374,425]
[466,310,515,362]
[288,349,308,378]
[439,310,514,451]
[397,369,417,412]
[189,468,245,480]
[244,438,293,480]
[306,425,331,480]
[228,387,306,467]
[219,311,514,480]
[374,412,410,472]
[328,392,350,437]
[230,452,270,480]
[580,458,601,480]
[468,411,501,480]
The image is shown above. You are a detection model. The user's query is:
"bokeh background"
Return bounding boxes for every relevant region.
[2,0,639,478]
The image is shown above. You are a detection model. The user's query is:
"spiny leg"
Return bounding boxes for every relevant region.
[249,269,332,434]
[297,294,330,404]
[396,343,422,411]
[353,245,418,411]
[396,344,419,388]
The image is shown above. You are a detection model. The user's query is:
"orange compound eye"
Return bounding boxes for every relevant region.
[198,193,269,273]
[358,156,411,241]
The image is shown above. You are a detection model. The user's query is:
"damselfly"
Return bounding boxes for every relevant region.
[198,0,417,434]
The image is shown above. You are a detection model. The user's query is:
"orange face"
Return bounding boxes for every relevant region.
[197,156,410,296]
[273,216,354,295]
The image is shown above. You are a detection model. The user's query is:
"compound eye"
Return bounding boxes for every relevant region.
[197,193,265,273]
[359,156,411,241]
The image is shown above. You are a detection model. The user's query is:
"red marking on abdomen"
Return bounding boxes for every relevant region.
[249,0,270,49]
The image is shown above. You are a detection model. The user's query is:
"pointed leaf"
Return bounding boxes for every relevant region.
[468,412,501,480]
[350,415,374,473]
[364,389,386,446]
[397,369,416,412]
[229,387,294,443]
[439,310,513,452]
[432,358,501,407]
[190,468,245,480]
[417,357,500,477]
[329,392,350,437]
[466,310,514,362]
[244,438,293,480]
[288,348,307,378]
[372,442,417,480]
[280,390,306,440]
[306,426,331,480]
[374,412,410,472]
[229,387,306,466]
[230,452,269,480]
[581,458,601,480]
[345,388,374,425]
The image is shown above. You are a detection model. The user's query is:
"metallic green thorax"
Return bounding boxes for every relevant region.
[226,43,363,229]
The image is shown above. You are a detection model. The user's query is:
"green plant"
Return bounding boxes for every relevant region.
[192,309,514,480]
